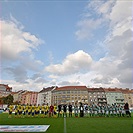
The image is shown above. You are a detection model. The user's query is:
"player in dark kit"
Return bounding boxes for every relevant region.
[68,103,72,117]
[79,102,84,117]
[63,104,67,117]
[58,104,62,117]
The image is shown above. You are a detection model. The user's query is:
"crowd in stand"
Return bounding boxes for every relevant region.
[8,102,131,118]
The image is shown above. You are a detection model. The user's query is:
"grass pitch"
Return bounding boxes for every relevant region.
[0,113,132,133]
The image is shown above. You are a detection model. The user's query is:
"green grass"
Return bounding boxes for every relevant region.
[0,113,133,133]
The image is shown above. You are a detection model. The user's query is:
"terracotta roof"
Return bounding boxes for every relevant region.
[11,92,18,95]
[118,88,131,93]
[54,86,87,91]
[87,87,104,92]
[103,88,122,93]
[129,89,133,93]
[0,84,12,91]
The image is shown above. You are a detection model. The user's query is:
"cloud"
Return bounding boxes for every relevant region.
[109,1,132,26]
[73,0,132,89]
[58,80,81,86]
[31,73,47,83]
[45,50,92,75]
[75,0,114,40]
[1,18,43,61]
[92,1,133,88]
[1,17,44,83]
[75,18,103,40]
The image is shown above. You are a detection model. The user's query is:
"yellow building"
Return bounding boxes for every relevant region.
[52,86,88,105]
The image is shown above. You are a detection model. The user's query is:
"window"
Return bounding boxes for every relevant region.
[63,91,66,94]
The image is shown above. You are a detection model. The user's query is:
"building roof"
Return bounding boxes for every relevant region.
[0,84,12,92]
[118,88,131,94]
[54,86,88,91]
[11,92,18,95]
[103,88,122,93]
[87,87,105,92]
[39,86,56,93]
[22,91,38,96]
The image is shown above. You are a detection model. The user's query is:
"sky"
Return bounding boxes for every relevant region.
[0,0,132,92]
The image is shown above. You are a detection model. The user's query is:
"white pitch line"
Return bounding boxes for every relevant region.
[64,116,67,133]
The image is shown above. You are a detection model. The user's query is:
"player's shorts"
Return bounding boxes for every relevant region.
[41,111,44,114]
[32,112,34,116]
[19,111,22,115]
[35,111,38,115]
[15,112,17,115]
[28,112,31,115]
[9,111,12,114]
[63,110,67,113]
[69,109,72,112]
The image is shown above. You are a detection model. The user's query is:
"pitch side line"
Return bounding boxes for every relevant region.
[64,117,67,133]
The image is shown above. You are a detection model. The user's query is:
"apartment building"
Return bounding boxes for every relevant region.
[12,90,27,103]
[0,84,12,98]
[21,91,38,105]
[37,86,56,106]
[104,88,124,105]
[119,88,133,107]
[52,86,88,105]
[87,87,107,106]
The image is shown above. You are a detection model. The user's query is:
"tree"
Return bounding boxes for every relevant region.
[0,97,4,104]
[3,94,14,105]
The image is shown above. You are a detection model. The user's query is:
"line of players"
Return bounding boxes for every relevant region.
[8,103,131,118]
[58,103,130,117]
[8,104,57,118]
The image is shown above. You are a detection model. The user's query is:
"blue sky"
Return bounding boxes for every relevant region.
[0,0,132,91]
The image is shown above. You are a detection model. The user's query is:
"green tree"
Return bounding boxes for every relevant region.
[3,94,14,105]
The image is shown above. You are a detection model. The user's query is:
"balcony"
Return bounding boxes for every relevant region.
[98,98,107,103]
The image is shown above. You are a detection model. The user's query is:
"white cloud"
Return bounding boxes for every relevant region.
[45,50,92,75]
[1,17,45,84]
[75,18,103,40]
[0,79,45,92]
[73,0,132,89]
[1,19,43,61]
[98,1,114,15]
[91,0,132,88]
[75,0,115,40]
[109,1,132,26]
